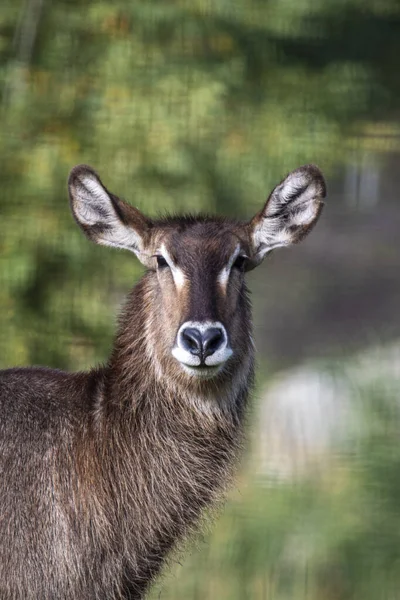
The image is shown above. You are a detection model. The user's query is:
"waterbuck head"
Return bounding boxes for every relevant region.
[68,165,326,386]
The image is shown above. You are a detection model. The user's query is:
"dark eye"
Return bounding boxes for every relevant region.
[233,255,247,270]
[156,255,168,269]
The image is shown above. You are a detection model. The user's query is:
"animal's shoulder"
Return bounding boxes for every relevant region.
[0,367,95,435]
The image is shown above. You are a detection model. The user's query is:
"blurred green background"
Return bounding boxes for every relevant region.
[1,0,400,598]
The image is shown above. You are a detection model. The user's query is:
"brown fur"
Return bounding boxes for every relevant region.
[0,164,325,599]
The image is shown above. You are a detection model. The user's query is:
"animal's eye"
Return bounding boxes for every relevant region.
[233,255,247,270]
[156,255,168,269]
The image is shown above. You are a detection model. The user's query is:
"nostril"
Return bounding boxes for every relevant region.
[181,328,203,355]
[176,322,230,367]
[202,328,224,358]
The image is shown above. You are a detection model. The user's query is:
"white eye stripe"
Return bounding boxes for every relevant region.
[217,245,241,289]
[159,244,186,290]
[158,244,244,291]
[171,266,185,289]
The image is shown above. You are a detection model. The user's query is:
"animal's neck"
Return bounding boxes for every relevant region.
[100,272,253,486]
[107,274,153,395]
[75,273,254,593]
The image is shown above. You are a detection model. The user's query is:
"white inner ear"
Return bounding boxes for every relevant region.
[74,174,144,254]
[266,171,316,215]
[252,170,322,260]
[74,176,114,226]
[252,219,294,256]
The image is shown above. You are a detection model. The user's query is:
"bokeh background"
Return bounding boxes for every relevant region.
[1,1,400,598]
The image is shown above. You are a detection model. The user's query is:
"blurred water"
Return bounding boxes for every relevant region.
[1,1,400,598]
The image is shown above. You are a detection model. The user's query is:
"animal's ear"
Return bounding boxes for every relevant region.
[68,165,152,266]
[248,164,326,267]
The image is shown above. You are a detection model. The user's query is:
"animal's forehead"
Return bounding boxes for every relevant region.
[152,217,249,262]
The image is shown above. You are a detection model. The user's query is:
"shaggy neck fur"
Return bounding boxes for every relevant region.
[69,272,254,599]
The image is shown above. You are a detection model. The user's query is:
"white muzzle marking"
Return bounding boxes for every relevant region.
[172,320,233,375]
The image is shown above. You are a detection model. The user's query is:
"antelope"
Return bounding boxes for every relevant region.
[0,164,326,599]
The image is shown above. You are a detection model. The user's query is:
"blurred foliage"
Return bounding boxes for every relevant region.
[1,3,400,598]
[150,377,400,600]
[1,0,400,369]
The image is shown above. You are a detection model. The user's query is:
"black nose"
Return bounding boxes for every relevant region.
[180,327,224,361]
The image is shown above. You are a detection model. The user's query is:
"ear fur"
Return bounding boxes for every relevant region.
[249,164,326,266]
[68,165,152,266]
